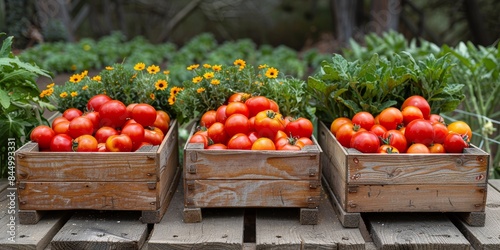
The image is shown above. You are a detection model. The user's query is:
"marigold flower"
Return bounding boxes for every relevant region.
[265,67,279,79]
[80,70,88,78]
[155,79,168,90]
[46,83,55,88]
[192,76,203,83]
[234,59,246,70]
[197,87,206,93]
[258,64,268,69]
[92,75,102,82]
[170,86,183,96]
[163,70,170,75]
[203,64,211,68]
[134,62,146,71]
[211,79,220,85]
[105,66,114,70]
[71,91,78,97]
[82,85,88,90]
[212,65,222,72]
[147,65,160,74]
[203,72,214,79]
[168,95,176,105]
[69,74,82,83]
[39,89,49,98]
[150,93,155,100]
[60,92,68,98]
[187,64,200,70]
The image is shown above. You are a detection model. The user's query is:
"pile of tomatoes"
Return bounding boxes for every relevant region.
[189,93,314,150]
[330,95,472,154]
[30,94,170,152]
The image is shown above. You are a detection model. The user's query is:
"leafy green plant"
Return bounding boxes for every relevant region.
[0,34,55,178]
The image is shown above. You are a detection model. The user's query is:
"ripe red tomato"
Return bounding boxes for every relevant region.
[370,124,388,138]
[99,100,128,128]
[405,119,434,146]
[245,96,271,117]
[274,130,288,143]
[382,130,408,153]
[68,116,94,139]
[297,137,314,147]
[378,144,399,154]
[30,125,56,150]
[330,117,352,136]
[252,137,276,150]
[189,134,209,149]
[401,106,423,126]
[401,95,431,119]
[429,114,445,124]
[350,131,380,153]
[62,108,83,121]
[52,120,70,135]
[95,126,119,143]
[154,110,170,134]
[132,103,157,127]
[126,103,138,119]
[144,127,164,146]
[51,116,69,128]
[200,110,217,128]
[207,143,227,150]
[87,94,111,112]
[226,101,250,118]
[443,133,469,153]
[224,114,250,137]
[227,133,252,150]
[429,143,445,153]
[216,105,228,123]
[378,107,403,130]
[269,99,280,113]
[275,137,301,150]
[447,121,472,141]
[284,117,313,139]
[82,111,100,133]
[73,135,98,152]
[406,143,430,154]
[106,134,133,152]
[208,122,229,145]
[227,92,248,103]
[352,111,375,130]
[336,123,365,148]
[121,123,145,150]
[432,122,448,144]
[50,134,73,152]
[254,110,285,139]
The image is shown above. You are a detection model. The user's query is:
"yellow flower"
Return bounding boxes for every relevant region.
[71,65,77,71]
[147,65,160,74]
[155,79,168,90]
[92,75,102,82]
[83,44,91,51]
[82,85,89,90]
[69,74,82,83]
[212,65,222,72]
[265,67,279,79]
[46,88,54,95]
[203,72,214,79]
[234,59,246,70]
[192,76,203,83]
[211,79,220,85]
[71,91,78,97]
[80,70,88,78]
[170,86,183,96]
[46,83,55,88]
[134,62,146,71]
[203,64,211,68]
[258,64,268,69]
[106,66,114,70]
[60,92,68,98]
[168,95,176,105]
[150,93,155,100]
[163,70,170,75]
[187,64,200,70]
[197,87,205,93]
[39,89,48,98]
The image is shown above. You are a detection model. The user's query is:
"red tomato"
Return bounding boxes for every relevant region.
[378,107,403,130]
[275,137,301,151]
[207,143,227,150]
[378,144,399,154]
[269,99,280,113]
[200,110,217,128]
[352,112,375,130]
[335,123,365,148]
[284,117,313,139]
[432,122,448,144]
[443,133,469,153]
[132,103,157,127]
[252,137,276,150]
[87,94,111,112]
[401,95,431,120]
[297,137,314,147]
[248,116,256,132]
[51,116,69,128]
[99,100,128,129]
[82,111,100,133]
[225,101,249,118]
[73,135,98,152]
[227,133,252,150]
[429,114,445,124]
[245,96,271,117]
[370,124,388,138]
[447,121,472,141]
[274,130,288,143]
[227,92,248,103]
[382,130,408,153]
[50,134,73,152]
[62,108,83,121]
[429,143,445,153]
[30,125,56,150]
[144,128,164,146]
[189,134,209,149]
[68,116,94,139]
[216,105,228,123]
[121,123,145,150]
[154,110,170,134]
[126,103,138,118]
[208,122,228,145]
[97,142,107,152]
[401,106,423,126]
[224,114,250,137]
[254,110,285,139]
[330,117,352,136]
[106,134,133,152]
[52,120,70,135]
[405,119,434,146]
[406,143,430,154]
[350,131,380,153]
[95,126,119,143]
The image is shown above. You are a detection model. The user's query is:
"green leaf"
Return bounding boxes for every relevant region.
[0,35,13,57]
[0,89,10,109]
[0,57,52,79]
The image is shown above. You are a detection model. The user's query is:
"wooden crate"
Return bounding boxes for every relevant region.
[15,120,180,225]
[317,121,490,228]
[183,128,323,225]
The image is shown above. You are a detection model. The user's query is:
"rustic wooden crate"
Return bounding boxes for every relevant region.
[317,121,490,228]
[183,128,323,225]
[15,120,180,225]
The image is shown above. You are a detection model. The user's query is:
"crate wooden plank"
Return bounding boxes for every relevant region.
[255,192,366,249]
[148,184,245,250]
[184,180,321,208]
[50,211,148,250]
[18,182,157,210]
[365,212,470,249]
[451,180,500,249]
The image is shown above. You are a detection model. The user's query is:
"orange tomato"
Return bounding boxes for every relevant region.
[406,143,430,154]
[447,121,472,141]
[330,117,352,136]
[429,143,445,153]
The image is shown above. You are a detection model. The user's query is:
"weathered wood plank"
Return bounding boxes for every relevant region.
[50,211,148,250]
[452,180,500,249]
[255,192,366,250]
[148,184,245,250]
[184,180,321,208]
[322,176,361,228]
[365,212,470,249]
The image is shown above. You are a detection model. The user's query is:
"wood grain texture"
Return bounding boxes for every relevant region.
[184,180,321,208]
[322,176,361,228]
[50,211,148,250]
[148,184,245,250]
